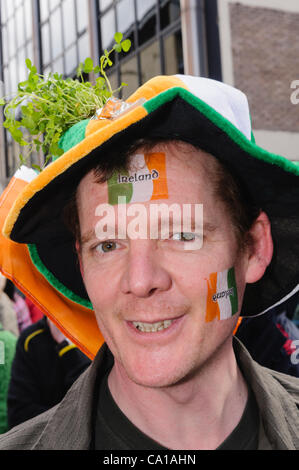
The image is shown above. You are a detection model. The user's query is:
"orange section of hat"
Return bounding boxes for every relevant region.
[0,175,103,360]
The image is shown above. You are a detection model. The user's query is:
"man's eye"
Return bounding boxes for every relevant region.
[172,232,196,242]
[96,241,119,253]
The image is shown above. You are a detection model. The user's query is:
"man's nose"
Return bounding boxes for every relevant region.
[120,240,172,298]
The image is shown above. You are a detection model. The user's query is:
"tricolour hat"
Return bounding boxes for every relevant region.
[1,74,298,359]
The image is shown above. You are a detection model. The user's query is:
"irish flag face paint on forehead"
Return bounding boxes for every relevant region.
[205,267,239,322]
[107,153,168,205]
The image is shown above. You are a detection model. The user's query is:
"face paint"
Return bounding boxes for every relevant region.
[107,153,168,205]
[205,267,238,322]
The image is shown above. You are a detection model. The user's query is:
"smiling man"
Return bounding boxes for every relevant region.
[0,75,298,450]
[75,141,263,450]
[77,142,260,389]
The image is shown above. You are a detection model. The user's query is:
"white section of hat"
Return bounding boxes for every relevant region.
[14,166,38,183]
[176,74,252,140]
[129,154,154,203]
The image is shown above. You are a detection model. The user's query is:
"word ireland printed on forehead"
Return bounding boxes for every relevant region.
[107,153,168,205]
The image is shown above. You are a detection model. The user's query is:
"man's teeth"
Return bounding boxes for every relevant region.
[132,320,173,332]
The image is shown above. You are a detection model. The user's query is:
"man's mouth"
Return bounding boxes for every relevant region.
[132,319,174,333]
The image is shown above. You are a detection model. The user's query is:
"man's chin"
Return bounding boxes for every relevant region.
[116,353,193,389]
[125,369,184,389]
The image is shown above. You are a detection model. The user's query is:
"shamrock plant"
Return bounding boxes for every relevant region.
[0,33,131,171]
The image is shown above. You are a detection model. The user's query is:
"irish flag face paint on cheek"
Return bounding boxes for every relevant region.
[107,152,169,205]
[205,267,239,322]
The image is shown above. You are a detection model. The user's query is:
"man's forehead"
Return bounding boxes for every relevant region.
[77,143,213,206]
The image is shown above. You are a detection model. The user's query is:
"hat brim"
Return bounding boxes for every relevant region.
[2,81,299,347]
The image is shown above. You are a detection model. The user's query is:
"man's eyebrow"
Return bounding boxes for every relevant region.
[166,214,217,232]
[161,215,217,233]
[81,224,118,244]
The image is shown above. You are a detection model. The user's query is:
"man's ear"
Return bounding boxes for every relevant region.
[245,211,273,284]
[75,240,84,279]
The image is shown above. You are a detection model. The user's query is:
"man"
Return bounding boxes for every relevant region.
[0,75,298,449]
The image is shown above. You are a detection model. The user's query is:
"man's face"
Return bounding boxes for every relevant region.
[77,143,249,387]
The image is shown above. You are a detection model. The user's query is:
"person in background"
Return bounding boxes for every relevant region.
[12,289,32,333]
[4,279,43,333]
[7,315,91,429]
[0,322,17,434]
[25,297,43,324]
[236,294,299,378]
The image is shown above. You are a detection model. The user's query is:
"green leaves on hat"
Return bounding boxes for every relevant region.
[0,33,131,172]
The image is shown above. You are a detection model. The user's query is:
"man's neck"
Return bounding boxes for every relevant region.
[107,339,248,450]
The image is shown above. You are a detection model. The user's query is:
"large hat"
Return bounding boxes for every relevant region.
[1,74,298,359]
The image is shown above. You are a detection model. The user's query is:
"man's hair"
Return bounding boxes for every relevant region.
[63,138,261,249]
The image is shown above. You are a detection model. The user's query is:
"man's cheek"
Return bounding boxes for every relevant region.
[85,277,115,312]
[204,266,239,323]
